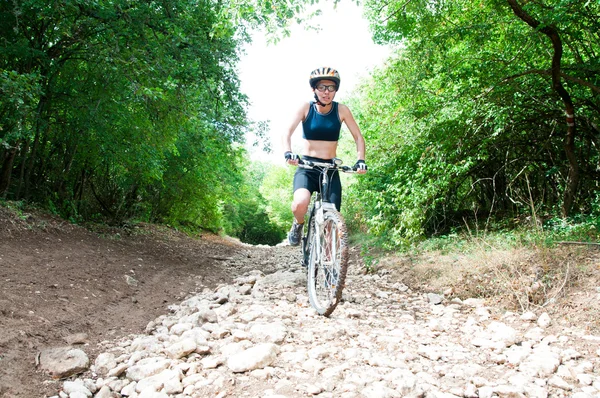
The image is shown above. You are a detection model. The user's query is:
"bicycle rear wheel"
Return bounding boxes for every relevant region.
[306,209,349,316]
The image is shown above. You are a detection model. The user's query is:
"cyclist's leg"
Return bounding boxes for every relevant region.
[289,168,319,245]
[323,172,342,261]
[291,189,311,223]
[289,189,310,244]
[292,168,319,223]
[327,171,342,211]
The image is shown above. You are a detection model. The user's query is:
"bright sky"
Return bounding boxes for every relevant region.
[238,2,390,162]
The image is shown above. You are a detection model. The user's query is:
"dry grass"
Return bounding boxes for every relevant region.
[379,243,600,331]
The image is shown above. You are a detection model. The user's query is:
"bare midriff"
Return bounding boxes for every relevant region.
[303,139,338,160]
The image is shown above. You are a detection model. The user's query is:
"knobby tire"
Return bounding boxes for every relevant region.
[306,209,349,317]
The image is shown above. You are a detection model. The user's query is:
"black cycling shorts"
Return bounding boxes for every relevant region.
[293,156,342,211]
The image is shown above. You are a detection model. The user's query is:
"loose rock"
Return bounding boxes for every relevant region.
[50,248,600,398]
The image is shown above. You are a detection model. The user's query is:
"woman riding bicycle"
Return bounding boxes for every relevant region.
[282,67,368,246]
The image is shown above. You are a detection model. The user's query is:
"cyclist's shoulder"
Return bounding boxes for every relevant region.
[293,102,311,120]
[336,103,353,118]
[336,102,351,112]
[299,101,312,112]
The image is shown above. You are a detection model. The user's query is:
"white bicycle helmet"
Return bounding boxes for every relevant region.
[309,67,341,89]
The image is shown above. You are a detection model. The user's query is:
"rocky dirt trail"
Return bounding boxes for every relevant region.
[45,245,600,398]
[1,206,600,398]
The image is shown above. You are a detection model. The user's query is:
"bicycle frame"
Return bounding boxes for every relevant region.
[299,158,352,267]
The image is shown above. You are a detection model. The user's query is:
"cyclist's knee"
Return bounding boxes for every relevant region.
[291,189,311,218]
[291,199,309,214]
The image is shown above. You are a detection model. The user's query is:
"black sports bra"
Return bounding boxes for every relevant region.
[302,101,342,142]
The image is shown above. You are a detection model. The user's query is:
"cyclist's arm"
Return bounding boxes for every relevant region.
[282,103,310,156]
[338,104,366,162]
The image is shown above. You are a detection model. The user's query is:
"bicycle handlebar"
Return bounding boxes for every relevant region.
[297,158,357,173]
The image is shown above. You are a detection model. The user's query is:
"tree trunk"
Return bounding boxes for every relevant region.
[0,145,18,198]
[25,90,49,200]
[55,138,79,204]
[506,0,579,217]
[15,139,30,199]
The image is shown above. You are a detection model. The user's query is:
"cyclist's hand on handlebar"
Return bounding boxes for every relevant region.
[354,160,368,174]
[284,151,300,166]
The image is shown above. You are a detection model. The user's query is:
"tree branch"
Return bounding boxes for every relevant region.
[380,0,414,24]
[506,0,579,217]
[501,69,600,94]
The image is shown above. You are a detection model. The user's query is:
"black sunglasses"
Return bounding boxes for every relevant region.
[316,84,337,93]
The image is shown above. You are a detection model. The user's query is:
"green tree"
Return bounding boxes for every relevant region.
[353,0,600,246]
[223,160,286,246]
[1,0,343,237]
[0,0,305,231]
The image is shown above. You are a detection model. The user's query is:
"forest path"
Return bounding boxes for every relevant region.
[1,207,599,397]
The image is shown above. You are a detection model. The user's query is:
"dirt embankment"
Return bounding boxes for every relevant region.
[0,206,286,397]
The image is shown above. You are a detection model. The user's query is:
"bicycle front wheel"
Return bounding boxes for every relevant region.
[307,209,349,316]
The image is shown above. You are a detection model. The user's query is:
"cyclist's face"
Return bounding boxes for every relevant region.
[313,79,337,104]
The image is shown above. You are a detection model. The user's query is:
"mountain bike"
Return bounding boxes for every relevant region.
[298,158,356,317]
